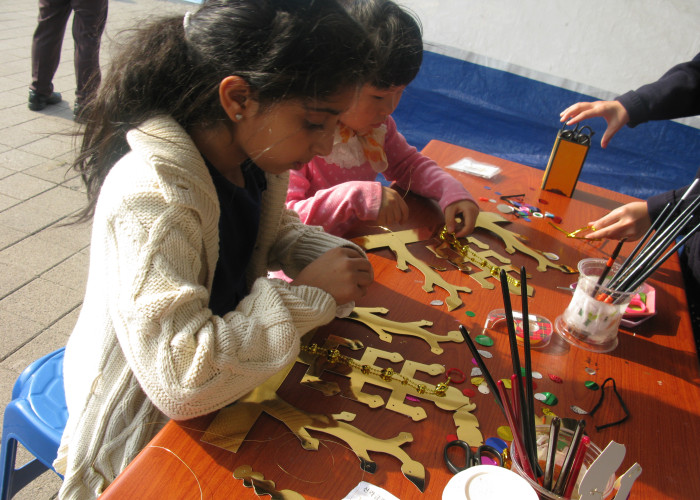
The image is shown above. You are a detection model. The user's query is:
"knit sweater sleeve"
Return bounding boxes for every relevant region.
[617,52,700,127]
[382,117,477,211]
[106,185,337,421]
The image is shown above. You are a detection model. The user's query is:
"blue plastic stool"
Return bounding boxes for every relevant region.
[1,348,67,499]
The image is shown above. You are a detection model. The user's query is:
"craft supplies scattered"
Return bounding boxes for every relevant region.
[620,283,656,327]
[484,308,553,349]
[498,193,559,224]
[497,426,513,441]
[446,156,502,179]
[534,392,558,405]
[510,424,621,500]
[446,368,466,384]
[443,440,504,474]
[300,343,450,397]
[588,377,630,431]
[555,258,638,352]
[439,226,523,290]
[548,222,600,240]
[474,334,494,346]
[459,324,504,416]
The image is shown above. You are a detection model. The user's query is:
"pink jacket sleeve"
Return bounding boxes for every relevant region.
[382,117,476,211]
[286,164,383,237]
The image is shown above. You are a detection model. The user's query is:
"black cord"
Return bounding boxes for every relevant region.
[588,377,630,430]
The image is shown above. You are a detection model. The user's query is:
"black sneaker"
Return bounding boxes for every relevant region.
[28,89,62,111]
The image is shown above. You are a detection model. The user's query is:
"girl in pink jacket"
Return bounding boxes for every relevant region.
[286,0,479,238]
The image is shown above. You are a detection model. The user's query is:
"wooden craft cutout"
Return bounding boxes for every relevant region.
[578,441,626,500]
[353,212,573,309]
[201,362,427,492]
[344,306,463,354]
[428,235,531,296]
[353,229,471,311]
[474,212,575,273]
[297,335,483,446]
[233,465,304,500]
[613,463,642,500]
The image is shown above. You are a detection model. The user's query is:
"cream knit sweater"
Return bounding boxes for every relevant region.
[54,116,359,499]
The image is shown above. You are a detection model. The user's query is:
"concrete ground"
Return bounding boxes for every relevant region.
[0,1,193,498]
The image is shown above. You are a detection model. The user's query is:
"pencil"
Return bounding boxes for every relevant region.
[497,380,535,480]
[592,237,627,299]
[613,202,671,281]
[543,417,561,491]
[614,220,700,299]
[458,324,504,416]
[552,419,586,495]
[563,435,590,498]
[612,175,697,282]
[520,266,539,476]
[613,211,698,296]
[500,269,530,470]
[609,193,700,291]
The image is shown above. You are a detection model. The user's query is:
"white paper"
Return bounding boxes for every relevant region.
[446,157,501,179]
[343,481,400,500]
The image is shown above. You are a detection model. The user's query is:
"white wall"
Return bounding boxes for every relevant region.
[400,0,700,128]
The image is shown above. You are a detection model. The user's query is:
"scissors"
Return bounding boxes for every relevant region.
[443,440,504,474]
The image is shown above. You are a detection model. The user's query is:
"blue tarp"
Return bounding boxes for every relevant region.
[393,51,700,199]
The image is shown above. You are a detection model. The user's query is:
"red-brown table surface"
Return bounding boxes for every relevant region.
[101,141,700,500]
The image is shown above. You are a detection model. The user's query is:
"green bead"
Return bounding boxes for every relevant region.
[475,335,494,346]
[535,392,558,406]
[585,381,600,390]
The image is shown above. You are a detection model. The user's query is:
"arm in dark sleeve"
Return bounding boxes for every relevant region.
[616,53,700,127]
[647,167,700,221]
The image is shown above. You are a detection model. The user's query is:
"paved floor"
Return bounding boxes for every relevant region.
[0,1,193,498]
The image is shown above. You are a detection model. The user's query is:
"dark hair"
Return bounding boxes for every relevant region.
[342,0,423,89]
[73,0,371,220]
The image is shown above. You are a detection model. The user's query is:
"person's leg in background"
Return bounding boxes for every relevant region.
[29,0,72,110]
[71,0,108,121]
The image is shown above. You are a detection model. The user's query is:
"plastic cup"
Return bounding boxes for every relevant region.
[509,425,615,499]
[555,258,638,352]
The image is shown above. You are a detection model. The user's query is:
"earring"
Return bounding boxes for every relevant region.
[234,113,243,121]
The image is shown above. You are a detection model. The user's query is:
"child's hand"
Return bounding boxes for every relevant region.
[445,200,480,238]
[376,186,409,226]
[293,247,374,304]
[586,201,651,241]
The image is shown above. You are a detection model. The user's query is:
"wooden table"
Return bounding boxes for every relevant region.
[101,141,700,500]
